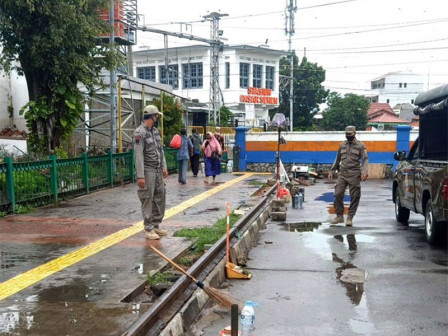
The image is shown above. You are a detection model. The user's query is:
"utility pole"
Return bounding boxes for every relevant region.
[203,12,228,126]
[285,0,297,132]
[109,0,117,152]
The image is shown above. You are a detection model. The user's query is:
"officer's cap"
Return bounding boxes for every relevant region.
[143,105,163,118]
[345,125,356,135]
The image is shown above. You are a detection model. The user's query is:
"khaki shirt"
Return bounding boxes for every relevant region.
[133,123,167,179]
[331,138,369,176]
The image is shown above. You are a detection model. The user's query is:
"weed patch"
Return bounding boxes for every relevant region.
[174,213,241,253]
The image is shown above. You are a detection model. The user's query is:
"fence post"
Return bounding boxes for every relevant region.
[49,154,58,202]
[4,157,16,213]
[108,151,114,187]
[130,149,135,183]
[82,152,90,194]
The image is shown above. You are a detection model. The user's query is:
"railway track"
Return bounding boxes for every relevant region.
[123,185,275,336]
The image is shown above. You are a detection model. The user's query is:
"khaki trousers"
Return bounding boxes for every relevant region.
[334,173,361,217]
[137,169,166,231]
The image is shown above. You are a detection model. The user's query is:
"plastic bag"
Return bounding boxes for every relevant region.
[169,134,181,149]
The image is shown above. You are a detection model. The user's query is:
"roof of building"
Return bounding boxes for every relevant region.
[370,70,419,82]
[368,113,408,124]
[367,103,394,116]
[134,44,287,56]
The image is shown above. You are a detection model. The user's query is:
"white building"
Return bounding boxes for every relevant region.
[132,45,286,127]
[366,71,424,108]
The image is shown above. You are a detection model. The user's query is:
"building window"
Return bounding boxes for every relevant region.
[387,99,390,103]
[252,64,262,88]
[159,65,179,89]
[266,66,274,90]
[240,63,250,88]
[399,83,402,88]
[137,66,156,81]
[411,99,414,104]
[225,62,230,89]
[404,83,407,88]
[182,62,203,89]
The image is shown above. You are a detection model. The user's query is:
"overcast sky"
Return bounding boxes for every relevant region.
[136,0,448,95]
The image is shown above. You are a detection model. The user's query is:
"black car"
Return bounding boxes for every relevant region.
[393,84,448,244]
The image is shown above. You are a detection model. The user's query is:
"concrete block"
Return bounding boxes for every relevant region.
[271,199,285,208]
[368,164,386,179]
[271,211,287,221]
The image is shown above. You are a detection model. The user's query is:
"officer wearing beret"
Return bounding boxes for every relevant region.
[328,126,369,226]
[133,105,168,240]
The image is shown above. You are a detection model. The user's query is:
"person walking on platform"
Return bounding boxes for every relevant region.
[189,129,202,177]
[202,131,222,185]
[328,126,369,226]
[133,105,168,240]
[177,128,193,184]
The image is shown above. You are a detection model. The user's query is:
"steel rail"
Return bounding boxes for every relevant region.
[123,185,275,336]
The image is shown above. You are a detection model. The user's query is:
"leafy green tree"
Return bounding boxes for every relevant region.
[277,53,328,130]
[151,94,183,144]
[219,106,233,127]
[0,0,122,154]
[322,92,369,131]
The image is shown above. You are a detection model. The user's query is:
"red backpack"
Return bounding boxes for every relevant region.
[169,134,181,149]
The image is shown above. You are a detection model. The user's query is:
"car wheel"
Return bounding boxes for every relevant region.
[395,191,410,223]
[425,201,439,244]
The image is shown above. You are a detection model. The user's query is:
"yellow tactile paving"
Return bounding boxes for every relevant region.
[0,173,256,301]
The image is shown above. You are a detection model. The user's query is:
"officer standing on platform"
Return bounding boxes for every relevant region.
[133,105,168,240]
[328,126,369,226]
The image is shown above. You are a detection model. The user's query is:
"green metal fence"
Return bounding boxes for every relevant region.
[0,148,179,214]
[0,151,135,213]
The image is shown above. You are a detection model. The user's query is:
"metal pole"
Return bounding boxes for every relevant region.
[118,76,122,153]
[286,0,297,132]
[109,0,117,153]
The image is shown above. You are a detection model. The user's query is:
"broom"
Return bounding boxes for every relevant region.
[150,246,235,310]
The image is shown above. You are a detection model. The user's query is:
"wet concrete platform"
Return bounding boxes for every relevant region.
[195,179,448,336]
[0,172,267,335]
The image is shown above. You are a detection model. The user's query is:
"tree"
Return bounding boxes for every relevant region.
[321,92,369,131]
[277,53,328,130]
[0,0,122,154]
[151,94,183,145]
[219,106,233,127]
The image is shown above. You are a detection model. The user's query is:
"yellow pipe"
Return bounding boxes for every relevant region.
[160,91,164,143]
[118,77,122,153]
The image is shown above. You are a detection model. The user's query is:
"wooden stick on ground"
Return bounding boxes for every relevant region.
[150,246,235,310]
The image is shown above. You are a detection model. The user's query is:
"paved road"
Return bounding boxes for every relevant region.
[194,179,448,336]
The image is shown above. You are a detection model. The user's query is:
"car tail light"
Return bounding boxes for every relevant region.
[443,176,448,200]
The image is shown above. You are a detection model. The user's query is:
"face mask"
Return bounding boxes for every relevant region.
[152,115,159,128]
[346,135,355,142]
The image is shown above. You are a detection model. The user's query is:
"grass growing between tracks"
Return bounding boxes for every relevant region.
[146,212,242,293]
[173,212,241,254]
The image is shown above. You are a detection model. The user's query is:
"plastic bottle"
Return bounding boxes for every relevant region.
[298,192,304,209]
[292,193,299,209]
[241,301,255,336]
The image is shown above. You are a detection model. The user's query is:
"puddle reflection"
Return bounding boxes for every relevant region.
[282,222,321,232]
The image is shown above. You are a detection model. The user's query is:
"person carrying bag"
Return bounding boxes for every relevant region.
[202,132,221,185]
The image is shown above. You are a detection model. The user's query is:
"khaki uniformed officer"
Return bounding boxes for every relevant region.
[133,105,168,240]
[328,126,369,226]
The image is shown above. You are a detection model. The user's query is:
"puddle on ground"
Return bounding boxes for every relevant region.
[281,222,321,232]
